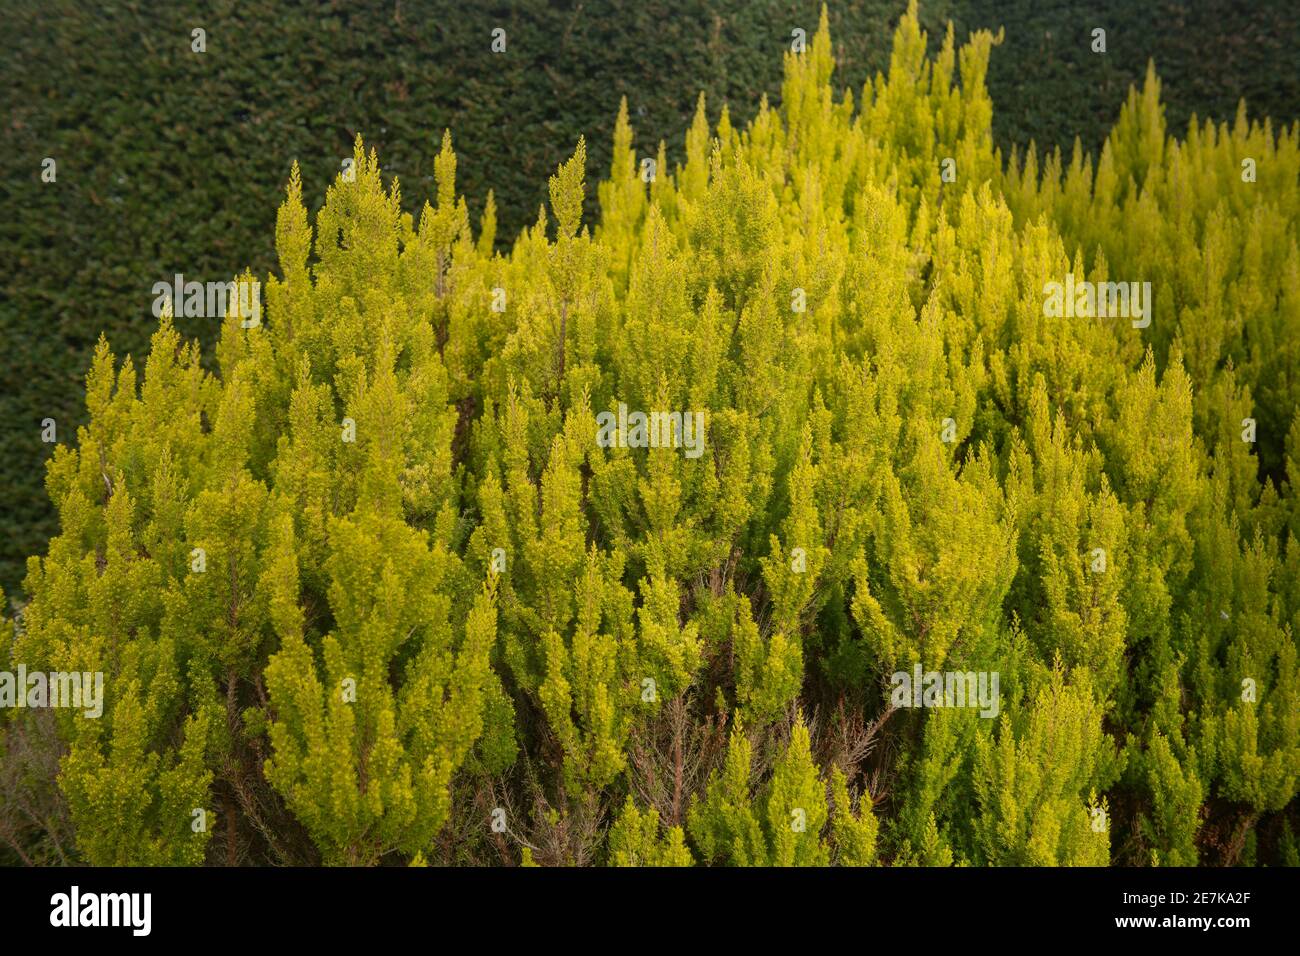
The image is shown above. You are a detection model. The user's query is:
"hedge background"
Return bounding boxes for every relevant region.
[3,0,1298,597]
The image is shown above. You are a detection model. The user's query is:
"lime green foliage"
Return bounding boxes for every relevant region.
[608,797,692,867]
[6,0,1300,607]
[5,3,1298,866]
[689,719,826,866]
[685,716,880,866]
[971,666,1117,865]
[829,765,880,866]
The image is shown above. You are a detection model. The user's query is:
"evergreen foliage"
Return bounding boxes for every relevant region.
[2,2,1296,866]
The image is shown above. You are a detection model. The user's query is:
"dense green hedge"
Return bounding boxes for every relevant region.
[2,0,1298,597]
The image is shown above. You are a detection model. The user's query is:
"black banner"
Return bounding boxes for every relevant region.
[0,865,1284,942]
